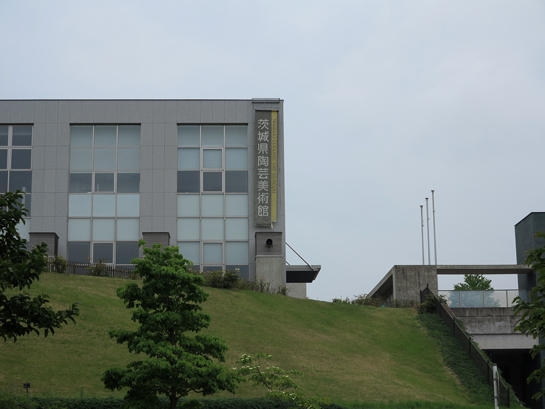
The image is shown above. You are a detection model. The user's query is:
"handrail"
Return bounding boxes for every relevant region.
[421,287,513,407]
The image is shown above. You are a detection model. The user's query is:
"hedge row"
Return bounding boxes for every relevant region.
[30,397,347,409]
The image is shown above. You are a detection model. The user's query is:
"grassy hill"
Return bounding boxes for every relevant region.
[0,272,481,406]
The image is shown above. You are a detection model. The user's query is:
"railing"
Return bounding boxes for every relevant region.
[438,289,529,308]
[46,259,135,279]
[421,287,512,407]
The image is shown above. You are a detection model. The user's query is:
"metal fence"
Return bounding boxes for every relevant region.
[420,287,511,407]
[46,258,135,279]
[438,289,529,308]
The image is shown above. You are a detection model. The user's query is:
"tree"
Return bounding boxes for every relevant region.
[454,274,494,291]
[514,231,545,401]
[102,241,240,409]
[450,274,498,308]
[234,353,329,409]
[0,191,79,341]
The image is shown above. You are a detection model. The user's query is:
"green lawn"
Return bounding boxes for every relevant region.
[0,273,486,406]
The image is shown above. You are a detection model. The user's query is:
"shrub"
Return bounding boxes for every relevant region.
[86,259,109,277]
[0,389,36,409]
[50,256,68,274]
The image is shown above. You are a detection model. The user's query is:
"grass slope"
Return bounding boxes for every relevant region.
[1,273,476,405]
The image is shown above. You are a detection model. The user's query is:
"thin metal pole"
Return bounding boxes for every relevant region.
[432,189,437,265]
[426,198,431,265]
[420,205,425,265]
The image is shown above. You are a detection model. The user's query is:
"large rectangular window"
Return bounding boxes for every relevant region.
[68,125,141,266]
[0,125,32,217]
[177,125,249,273]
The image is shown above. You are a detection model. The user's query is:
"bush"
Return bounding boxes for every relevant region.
[86,259,109,277]
[49,256,68,274]
[0,389,36,409]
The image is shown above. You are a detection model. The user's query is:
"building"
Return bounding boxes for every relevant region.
[0,99,320,298]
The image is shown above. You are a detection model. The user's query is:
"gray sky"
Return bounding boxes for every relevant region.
[2,1,544,301]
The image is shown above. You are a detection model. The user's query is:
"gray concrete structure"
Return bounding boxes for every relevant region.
[29,232,58,257]
[0,99,319,297]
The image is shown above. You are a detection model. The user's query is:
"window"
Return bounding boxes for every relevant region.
[68,125,140,265]
[177,125,249,274]
[0,125,32,217]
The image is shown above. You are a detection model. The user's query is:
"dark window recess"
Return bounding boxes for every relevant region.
[203,266,223,272]
[177,171,200,193]
[69,173,92,193]
[12,126,32,146]
[203,172,222,191]
[116,241,140,264]
[225,171,248,193]
[0,150,7,169]
[11,150,31,169]
[95,173,115,192]
[93,243,113,263]
[0,171,7,193]
[9,171,32,193]
[226,265,249,280]
[0,126,8,146]
[117,173,140,193]
[68,242,91,263]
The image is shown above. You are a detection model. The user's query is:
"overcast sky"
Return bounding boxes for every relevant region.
[2,1,544,301]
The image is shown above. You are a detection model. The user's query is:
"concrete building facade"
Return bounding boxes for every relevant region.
[0,99,318,297]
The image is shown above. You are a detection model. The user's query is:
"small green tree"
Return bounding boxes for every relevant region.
[514,231,545,400]
[454,274,494,291]
[102,241,240,409]
[234,353,329,409]
[0,191,79,341]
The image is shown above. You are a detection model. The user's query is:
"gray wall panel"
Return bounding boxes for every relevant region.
[43,170,57,192]
[31,216,43,232]
[152,170,165,193]
[141,101,154,123]
[10,101,22,122]
[224,101,237,123]
[152,194,165,216]
[177,101,189,123]
[104,101,118,123]
[164,101,176,122]
[57,124,70,146]
[55,169,69,192]
[141,146,153,169]
[0,101,11,122]
[188,101,201,123]
[152,216,164,232]
[44,147,57,170]
[152,146,165,169]
[33,123,46,146]
[212,101,225,123]
[153,101,165,123]
[31,193,44,216]
[93,101,106,123]
[42,192,56,216]
[55,194,68,216]
[141,123,153,146]
[164,216,176,244]
[69,101,82,123]
[152,123,165,145]
[81,101,94,122]
[201,100,213,122]
[46,101,58,123]
[129,100,142,122]
[43,216,55,231]
[164,192,176,217]
[34,101,47,123]
[58,101,70,124]
[237,101,249,123]
[164,123,177,146]
[45,123,58,146]
[117,101,130,123]
[140,216,152,233]
[165,169,177,194]
[140,192,153,216]
[33,171,44,193]
[22,101,35,122]
[140,169,152,193]
[33,147,45,171]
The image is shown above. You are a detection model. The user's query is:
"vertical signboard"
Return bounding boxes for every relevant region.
[254,110,278,226]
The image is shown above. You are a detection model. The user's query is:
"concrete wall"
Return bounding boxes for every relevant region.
[369,265,438,302]
[286,283,306,299]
